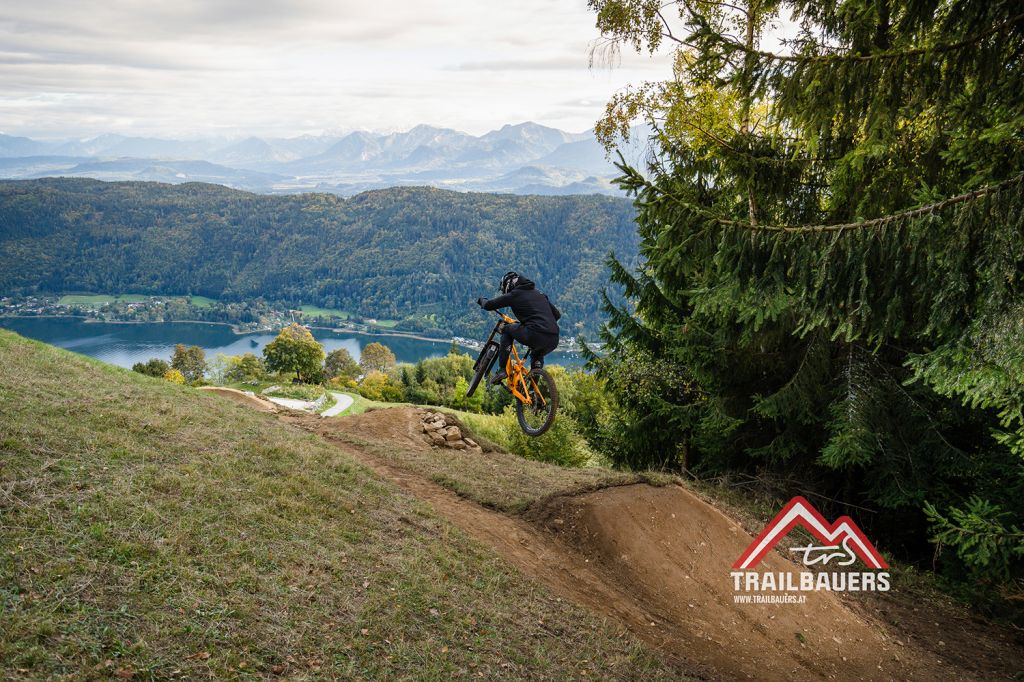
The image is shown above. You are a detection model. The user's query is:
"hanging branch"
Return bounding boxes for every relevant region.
[620,159,1024,233]
[709,12,1024,64]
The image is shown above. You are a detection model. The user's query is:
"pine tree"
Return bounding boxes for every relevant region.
[587,0,1024,591]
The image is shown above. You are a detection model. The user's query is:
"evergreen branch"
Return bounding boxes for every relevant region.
[711,12,1024,64]
[665,121,841,166]
[642,169,1024,233]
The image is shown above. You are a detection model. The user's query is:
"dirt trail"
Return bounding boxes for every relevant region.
[275,407,1013,681]
[198,386,277,412]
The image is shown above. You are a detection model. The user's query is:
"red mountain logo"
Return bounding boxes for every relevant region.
[733,496,888,570]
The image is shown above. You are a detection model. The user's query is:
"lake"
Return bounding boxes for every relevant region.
[0,317,585,369]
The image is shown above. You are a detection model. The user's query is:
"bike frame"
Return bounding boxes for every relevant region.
[498,312,548,408]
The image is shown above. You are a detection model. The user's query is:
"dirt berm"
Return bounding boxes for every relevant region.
[530,484,924,680]
[244,403,1022,680]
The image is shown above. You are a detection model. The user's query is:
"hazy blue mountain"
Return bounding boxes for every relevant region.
[49,133,129,157]
[296,131,384,170]
[266,134,343,159]
[0,122,646,195]
[479,122,582,158]
[55,158,286,190]
[210,136,298,166]
[464,165,614,195]
[0,134,53,157]
[51,134,227,159]
[536,137,615,174]
[516,178,611,195]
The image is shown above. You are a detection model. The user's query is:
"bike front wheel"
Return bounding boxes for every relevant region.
[515,368,558,436]
[466,343,498,397]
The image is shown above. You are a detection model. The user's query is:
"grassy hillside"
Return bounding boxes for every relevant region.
[0,330,675,679]
[0,178,638,337]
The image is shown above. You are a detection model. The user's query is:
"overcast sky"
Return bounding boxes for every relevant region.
[0,0,676,140]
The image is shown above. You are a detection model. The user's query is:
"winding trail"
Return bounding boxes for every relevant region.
[321,392,354,417]
[261,391,354,416]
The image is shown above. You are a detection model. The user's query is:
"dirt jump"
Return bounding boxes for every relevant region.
[197,386,278,412]
[255,405,1021,680]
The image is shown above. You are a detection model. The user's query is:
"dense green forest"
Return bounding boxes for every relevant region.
[0,179,637,336]
[586,0,1024,609]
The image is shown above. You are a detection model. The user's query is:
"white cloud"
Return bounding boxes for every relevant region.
[0,0,674,139]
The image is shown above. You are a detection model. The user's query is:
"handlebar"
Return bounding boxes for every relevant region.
[475,299,517,325]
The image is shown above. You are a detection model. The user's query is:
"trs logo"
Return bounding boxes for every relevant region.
[733,496,888,570]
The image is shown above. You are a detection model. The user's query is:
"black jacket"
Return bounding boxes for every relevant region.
[481,277,561,336]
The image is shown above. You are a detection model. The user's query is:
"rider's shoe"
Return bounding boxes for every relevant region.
[489,369,508,386]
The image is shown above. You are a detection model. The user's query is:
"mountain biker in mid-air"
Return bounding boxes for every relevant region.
[476,271,561,386]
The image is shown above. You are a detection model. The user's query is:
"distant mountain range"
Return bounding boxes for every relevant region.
[0,123,646,196]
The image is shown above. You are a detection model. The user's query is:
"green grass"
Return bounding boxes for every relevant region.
[299,305,349,320]
[263,383,325,401]
[58,293,148,306]
[438,408,507,447]
[331,391,411,416]
[188,295,217,309]
[0,329,679,679]
[369,319,399,328]
[221,379,279,393]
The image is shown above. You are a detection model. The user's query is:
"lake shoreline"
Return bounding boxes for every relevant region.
[0,313,464,347]
[0,316,587,369]
[0,314,584,354]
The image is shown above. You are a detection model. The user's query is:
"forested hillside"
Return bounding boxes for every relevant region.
[0,178,637,336]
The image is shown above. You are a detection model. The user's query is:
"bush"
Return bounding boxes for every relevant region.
[500,406,589,468]
[328,376,358,391]
[265,383,324,401]
[450,376,484,413]
[325,348,360,380]
[558,368,613,442]
[132,357,170,378]
[224,353,266,384]
[404,353,475,407]
[359,370,404,402]
[171,344,206,383]
[163,368,186,385]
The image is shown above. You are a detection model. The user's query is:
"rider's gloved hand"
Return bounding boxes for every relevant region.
[476,297,486,308]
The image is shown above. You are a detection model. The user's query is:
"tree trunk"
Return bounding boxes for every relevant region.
[740,1,760,225]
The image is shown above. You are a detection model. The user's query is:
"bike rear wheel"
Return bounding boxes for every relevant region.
[466,343,498,397]
[515,368,558,436]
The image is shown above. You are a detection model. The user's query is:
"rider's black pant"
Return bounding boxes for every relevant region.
[497,323,558,373]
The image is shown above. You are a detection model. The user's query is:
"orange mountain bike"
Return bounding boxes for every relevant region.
[466,312,558,436]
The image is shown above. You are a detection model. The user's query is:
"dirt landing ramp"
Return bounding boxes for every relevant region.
[531,484,948,680]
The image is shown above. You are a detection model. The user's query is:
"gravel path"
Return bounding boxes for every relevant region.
[264,391,353,416]
[321,392,354,417]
